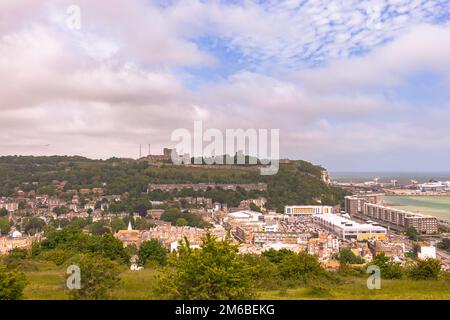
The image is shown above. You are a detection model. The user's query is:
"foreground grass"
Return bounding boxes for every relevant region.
[259,277,450,300]
[23,267,450,300]
[23,268,159,300]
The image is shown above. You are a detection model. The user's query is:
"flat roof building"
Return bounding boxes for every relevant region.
[364,203,438,234]
[285,205,333,215]
[344,194,384,217]
[313,214,387,240]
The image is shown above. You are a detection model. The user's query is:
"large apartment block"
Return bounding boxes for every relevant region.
[344,194,383,216]
[345,195,438,234]
[364,203,438,234]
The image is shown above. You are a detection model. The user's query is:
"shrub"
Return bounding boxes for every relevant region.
[66,254,123,300]
[407,258,442,280]
[0,264,27,300]
[40,249,72,266]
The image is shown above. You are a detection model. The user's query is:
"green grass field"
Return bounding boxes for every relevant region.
[259,278,450,300]
[22,266,450,300]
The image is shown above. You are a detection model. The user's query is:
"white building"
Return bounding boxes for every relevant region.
[227,210,262,222]
[418,246,436,260]
[420,181,448,192]
[313,214,387,240]
[170,240,201,252]
[285,205,333,215]
[263,221,279,232]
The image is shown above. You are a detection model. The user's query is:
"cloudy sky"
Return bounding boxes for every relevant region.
[1,0,450,171]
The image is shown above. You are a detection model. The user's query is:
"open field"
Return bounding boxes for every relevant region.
[23,268,159,300]
[22,267,450,300]
[259,278,450,300]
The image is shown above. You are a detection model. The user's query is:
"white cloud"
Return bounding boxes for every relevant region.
[0,0,449,170]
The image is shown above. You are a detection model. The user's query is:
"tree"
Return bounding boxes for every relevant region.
[0,208,8,217]
[437,238,450,253]
[0,217,11,235]
[176,218,187,226]
[0,264,27,300]
[53,206,70,216]
[138,239,167,266]
[249,203,261,212]
[370,253,403,279]
[36,226,130,265]
[338,248,365,265]
[111,218,127,233]
[406,226,419,241]
[408,258,442,280]
[89,220,111,235]
[277,252,327,282]
[156,233,256,299]
[23,217,46,235]
[2,248,30,269]
[262,248,295,264]
[18,201,26,210]
[134,203,149,217]
[66,254,122,300]
[134,217,150,230]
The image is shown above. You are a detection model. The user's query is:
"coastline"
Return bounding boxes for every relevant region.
[383,195,450,222]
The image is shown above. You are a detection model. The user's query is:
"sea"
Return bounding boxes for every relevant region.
[330,172,450,222]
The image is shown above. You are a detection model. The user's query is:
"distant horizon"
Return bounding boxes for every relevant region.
[1,153,449,173]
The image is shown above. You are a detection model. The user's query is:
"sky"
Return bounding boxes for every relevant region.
[1,0,450,171]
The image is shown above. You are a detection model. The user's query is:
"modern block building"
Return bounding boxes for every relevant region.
[284,205,333,215]
[344,194,384,217]
[313,214,387,240]
[364,203,438,234]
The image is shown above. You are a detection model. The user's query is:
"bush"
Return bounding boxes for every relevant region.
[40,249,72,266]
[407,258,442,280]
[156,233,257,299]
[137,239,167,266]
[370,253,403,280]
[262,248,295,264]
[66,254,123,300]
[35,226,130,266]
[338,248,365,265]
[239,254,279,289]
[1,248,38,271]
[277,252,327,284]
[0,264,27,300]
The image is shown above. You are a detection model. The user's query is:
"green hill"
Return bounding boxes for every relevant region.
[0,156,348,211]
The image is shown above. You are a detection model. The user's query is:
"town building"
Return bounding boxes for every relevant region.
[364,203,438,234]
[147,183,267,193]
[284,205,333,215]
[253,231,308,246]
[344,194,384,217]
[418,246,437,260]
[313,214,387,240]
